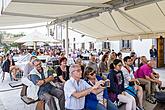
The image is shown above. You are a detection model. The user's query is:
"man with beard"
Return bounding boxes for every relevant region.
[29,59,65,110]
[122,56,144,110]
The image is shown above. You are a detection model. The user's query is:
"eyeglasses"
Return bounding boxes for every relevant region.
[89,71,96,76]
[73,69,82,73]
[34,63,41,67]
[77,61,81,63]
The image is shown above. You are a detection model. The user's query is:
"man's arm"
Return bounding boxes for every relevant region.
[43,75,54,83]
[143,68,158,82]
[36,71,54,86]
[152,71,160,78]
[92,87,104,95]
[72,87,94,99]
[90,80,105,95]
[72,87,103,99]
[72,80,103,98]
[29,74,40,85]
[145,75,160,84]
[145,75,155,82]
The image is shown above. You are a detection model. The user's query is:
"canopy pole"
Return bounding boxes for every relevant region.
[65,21,69,58]
[1,0,4,15]
[33,42,37,50]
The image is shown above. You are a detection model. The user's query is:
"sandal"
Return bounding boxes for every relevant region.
[13,78,18,81]
[146,96,156,104]
[160,86,165,90]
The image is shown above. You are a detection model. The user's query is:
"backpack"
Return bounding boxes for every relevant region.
[154,92,165,103]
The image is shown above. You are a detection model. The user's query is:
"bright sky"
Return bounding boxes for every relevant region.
[2,23,48,35]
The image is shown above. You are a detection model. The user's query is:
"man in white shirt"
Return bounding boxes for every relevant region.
[64,64,103,110]
[67,54,75,66]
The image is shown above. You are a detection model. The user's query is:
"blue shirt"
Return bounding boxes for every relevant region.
[29,68,53,97]
[64,77,91,110]
[84,75,109,110]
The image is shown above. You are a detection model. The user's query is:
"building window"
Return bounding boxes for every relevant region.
[63,39,65,48]
[81,35,85,37]
[73,43,76,50]
[68,38,70,48]
[63,39,69,49]
[102,42,110,49]
[89,42,94,50]
[56,24,62,40]
[81,43,85,49]
[120,40,131,52]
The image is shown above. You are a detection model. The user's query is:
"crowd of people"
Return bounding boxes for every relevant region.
[0,47,163,110]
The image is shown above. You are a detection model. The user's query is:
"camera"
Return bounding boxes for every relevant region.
[101,81,110,87]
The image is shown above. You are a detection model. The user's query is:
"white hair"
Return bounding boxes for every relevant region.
[69,64,80,76]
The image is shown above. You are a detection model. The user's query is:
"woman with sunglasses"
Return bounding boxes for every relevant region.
[84,66,118,110]
[107,59,136,110]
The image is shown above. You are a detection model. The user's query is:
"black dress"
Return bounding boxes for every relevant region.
[2,59,14,72]
[55,66,70,83]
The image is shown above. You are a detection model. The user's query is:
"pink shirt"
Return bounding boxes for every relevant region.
[135,64,153,78]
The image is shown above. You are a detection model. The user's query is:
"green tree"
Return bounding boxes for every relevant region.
[13,32,25,37]
[0,31,26,53]
[10,43,19,47]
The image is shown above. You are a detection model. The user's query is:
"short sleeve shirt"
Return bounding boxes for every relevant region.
[135,64,152,78]
[122,66,135,88]
[64,77,91,109]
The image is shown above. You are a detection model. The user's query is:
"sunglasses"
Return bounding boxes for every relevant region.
[89,71,96,76]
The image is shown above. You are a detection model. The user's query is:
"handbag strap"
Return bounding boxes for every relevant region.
[125,87,137,97]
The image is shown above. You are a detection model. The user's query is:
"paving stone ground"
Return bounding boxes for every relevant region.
[0,67,164,110]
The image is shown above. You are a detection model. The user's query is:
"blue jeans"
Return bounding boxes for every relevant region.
[107,99,118,110]
[96,99,118,110]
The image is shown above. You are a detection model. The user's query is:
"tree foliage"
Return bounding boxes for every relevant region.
[0,31,26,53]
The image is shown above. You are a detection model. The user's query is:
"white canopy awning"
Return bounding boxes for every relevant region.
[14,30,61,43]
[23,42,45,46]
[0,0,108,26]
[1,0,165,40]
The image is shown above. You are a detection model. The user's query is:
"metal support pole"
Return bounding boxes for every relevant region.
[65,21,69,58]
[1,0,4,15]
[33,42,37,50]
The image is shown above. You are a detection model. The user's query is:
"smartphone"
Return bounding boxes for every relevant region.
[104,81,110,87]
